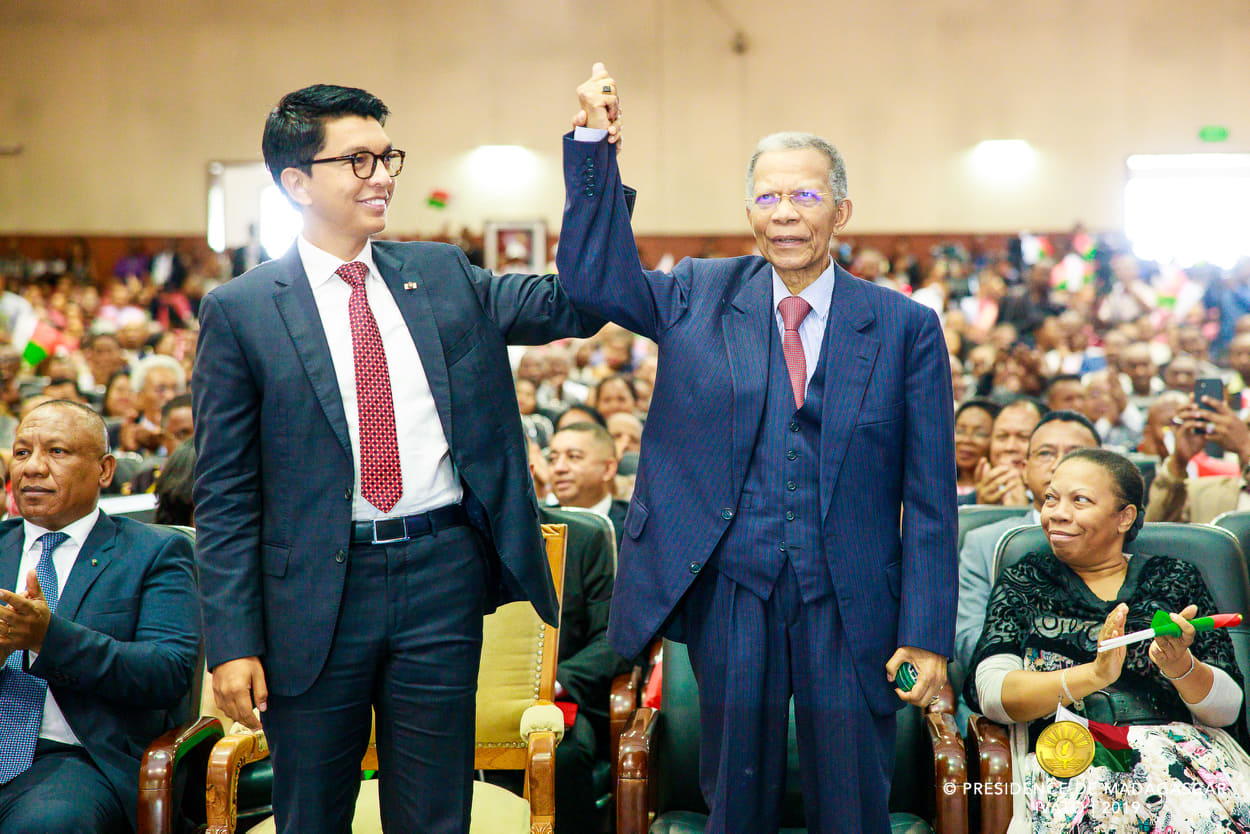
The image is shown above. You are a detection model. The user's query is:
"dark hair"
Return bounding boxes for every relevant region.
[1030,410,1101,448]
[154,438,196,526]
[161,393,193,423]
[1059,448,1145,542]
[262,84,390,190]
[955,397,1001,424]
[556,403,607,430]
[1045,373,1084,395]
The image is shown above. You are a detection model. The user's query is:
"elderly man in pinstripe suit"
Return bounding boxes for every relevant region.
[555,66,958,833]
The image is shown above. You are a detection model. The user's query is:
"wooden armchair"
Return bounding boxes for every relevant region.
[136,525,227,834]
[964,522,1250,834]
[204,523,569,834]
[616,640,968,834]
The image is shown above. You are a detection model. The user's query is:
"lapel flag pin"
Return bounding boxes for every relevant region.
[91,559,98,566]
[403,282,418,290]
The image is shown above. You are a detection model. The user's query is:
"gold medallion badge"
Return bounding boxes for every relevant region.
[1036,721,1095,778]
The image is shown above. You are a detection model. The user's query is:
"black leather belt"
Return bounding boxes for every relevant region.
[350,504,469,546]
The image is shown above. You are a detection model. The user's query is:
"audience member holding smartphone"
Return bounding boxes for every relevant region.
[1145,386,1250,524]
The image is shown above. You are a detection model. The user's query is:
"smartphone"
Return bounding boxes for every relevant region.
[1194,377,1225,457]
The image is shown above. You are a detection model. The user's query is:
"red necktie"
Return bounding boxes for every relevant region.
[778,296,812,409]
[337,261,402,513]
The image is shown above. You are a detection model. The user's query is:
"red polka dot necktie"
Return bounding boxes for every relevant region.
[778,295,813,409]
[337,262,402,513]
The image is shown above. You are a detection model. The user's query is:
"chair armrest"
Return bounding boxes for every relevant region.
[924,711,968,834]
[616,706,657,834]
[967,714,1013,834]
[206,730,270,834]
[925,679,957,716]
[137,716,224,834]
[609,665,642,784]
[526,730,557,832]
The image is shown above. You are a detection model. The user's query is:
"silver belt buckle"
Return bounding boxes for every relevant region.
[371,517,409,544]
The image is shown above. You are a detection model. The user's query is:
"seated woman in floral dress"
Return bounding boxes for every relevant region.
[966,448,1250,832]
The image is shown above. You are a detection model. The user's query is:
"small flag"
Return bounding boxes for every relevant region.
[10,313,64,367]
[427,189,449,209]
[1056,703,1140,773]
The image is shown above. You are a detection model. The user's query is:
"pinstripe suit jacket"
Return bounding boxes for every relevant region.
[556,136,958,715]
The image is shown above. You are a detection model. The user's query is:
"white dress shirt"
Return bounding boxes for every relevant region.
[771,262,837,395]
[298,236,463,520]
[17,508,100,746]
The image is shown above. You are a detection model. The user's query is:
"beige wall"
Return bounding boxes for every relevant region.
[2,0,1248,237]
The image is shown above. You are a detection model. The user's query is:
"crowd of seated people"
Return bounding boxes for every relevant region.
[4,232,1250,829]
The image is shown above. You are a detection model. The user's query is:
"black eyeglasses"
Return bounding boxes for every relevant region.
[303,149,406,179]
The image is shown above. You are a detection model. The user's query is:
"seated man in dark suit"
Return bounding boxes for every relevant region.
[547,422,629,550]
[483,438,626,833]
[0,400,200,833]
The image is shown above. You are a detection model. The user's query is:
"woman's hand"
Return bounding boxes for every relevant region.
[1093,603,1129,687]
[1149,603,1198,678]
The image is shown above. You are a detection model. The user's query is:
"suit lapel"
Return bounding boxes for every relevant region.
[723,262,773,486]
[373,244,455,449]
[271,247,352,458]
[57,514,116,622]
[0,524,23,594]
[819,267,880,522]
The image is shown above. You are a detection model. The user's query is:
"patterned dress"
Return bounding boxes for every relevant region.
[967,552,1250,833]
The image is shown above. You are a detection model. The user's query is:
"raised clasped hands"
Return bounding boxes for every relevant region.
[573,62,622,146]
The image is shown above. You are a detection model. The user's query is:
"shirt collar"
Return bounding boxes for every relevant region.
[297,235,377,290]
[589,493,613,518]
[23,507,100,552]
[771,260,837,324]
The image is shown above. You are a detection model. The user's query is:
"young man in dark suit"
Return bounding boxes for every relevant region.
[0,400,199,833]
[193,79,617,834]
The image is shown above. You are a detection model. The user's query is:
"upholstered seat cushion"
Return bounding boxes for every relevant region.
[244,777,532,833]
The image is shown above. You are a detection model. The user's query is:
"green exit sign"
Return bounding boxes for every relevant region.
[1199,125,1230,142]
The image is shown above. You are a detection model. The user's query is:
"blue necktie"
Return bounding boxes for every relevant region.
[0,531,69,783]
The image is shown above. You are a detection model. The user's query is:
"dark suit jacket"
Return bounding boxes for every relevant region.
[538,505,626,740]
[0,515,199,829]
[192,241,601,696]
[556,136,958,716]
[607,498,628,554]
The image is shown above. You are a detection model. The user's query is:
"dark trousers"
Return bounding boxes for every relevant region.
[0,738,128,834]
[683,562,895,834]
[262,525,488,834]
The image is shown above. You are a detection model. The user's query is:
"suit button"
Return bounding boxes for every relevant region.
[787,481,797,491]
[786,511,795,521]
[720,508,734,520]
[779,543,788,553]
[344,487,353,499]
[688,561,702,574]
[334,550,346,563]
[786,450,797,460]
[584,187,595,196]
[789,422,800,433]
